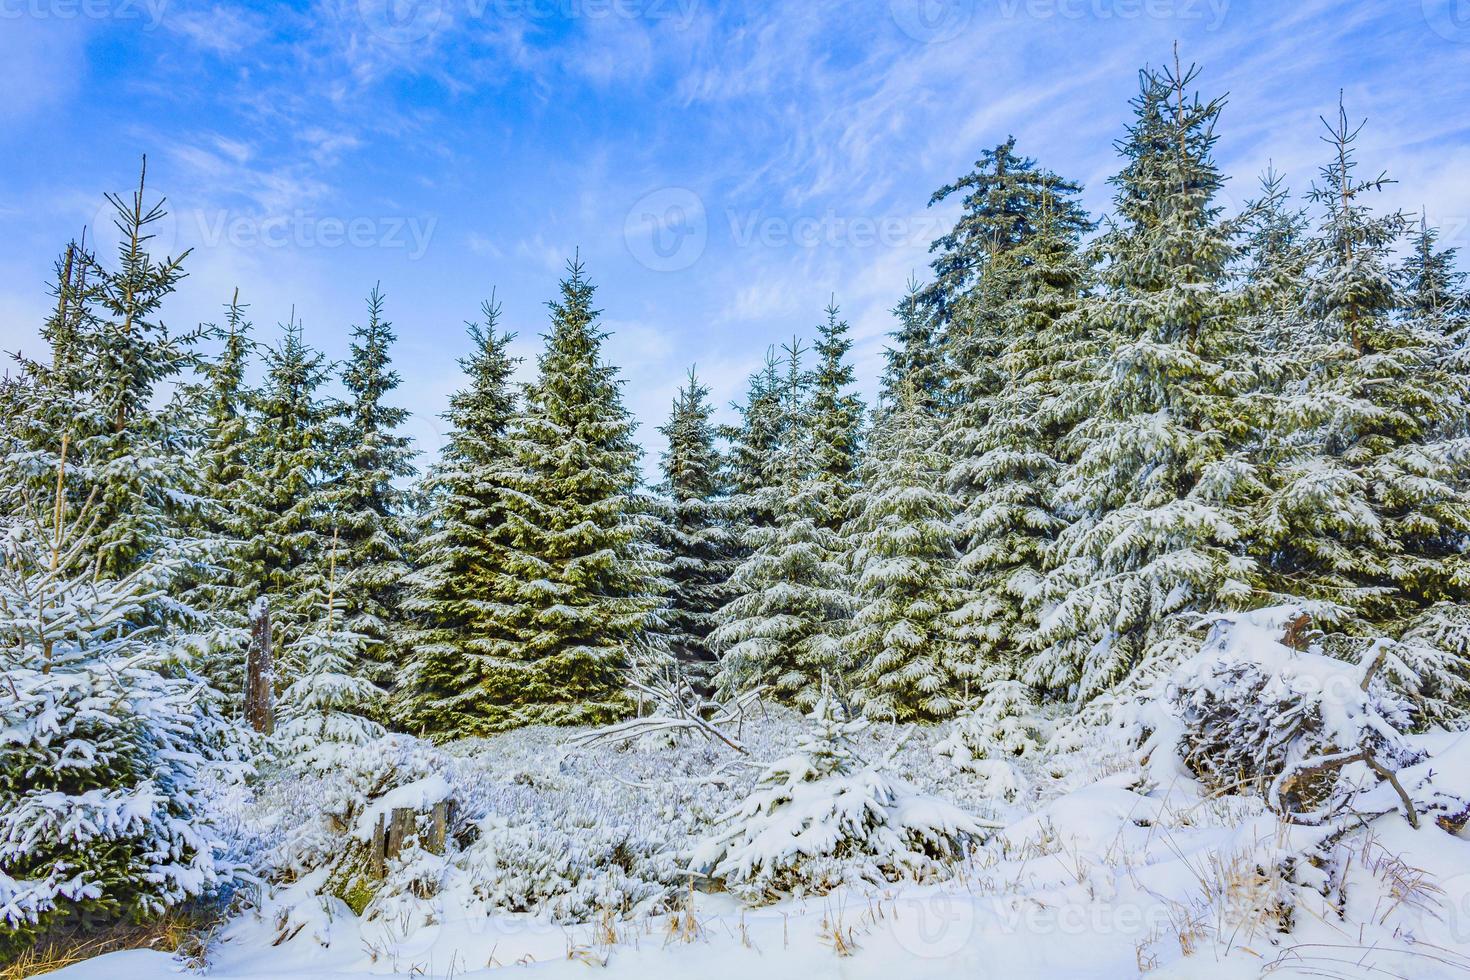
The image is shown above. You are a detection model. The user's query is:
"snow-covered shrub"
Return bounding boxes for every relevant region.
[275,607,385,773]
[1390,602,1470,728]
[0,657,237,956]
[461,810,683,920]
[934,680,1043,768]
[274,734,449,884]
[0,465,244,957]
[1139,607,1423,819]
[690,694,988,902]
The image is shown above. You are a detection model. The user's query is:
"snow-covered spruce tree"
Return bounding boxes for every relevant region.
[323,285,417,693]
[0,451,235,957]
[277,534,385,771]
[398,298,522,737]
[174,292,257,697]
[945,180,1093,691]
[926,139,1091,692]
[1252,105,1470,635]
[653,368,739,688]
[721,349,785,533]
[1399,216,1470,401]
[473,257,661,731]
[69,162,203,582]
[925,137,1091,381]
[690,691,984,902]
[1029,61,1258,702]
[809,301,865,530]
[1237,169,1312,363]
[188,292,255,608]
[934,679,1042,767]
[7,166,202,598]
[235,317,338,649]
[712,342,851,708]
[5,238,95,482]
[879,279,948,415]
[1400,215,1468,333]
[843,388,967,721]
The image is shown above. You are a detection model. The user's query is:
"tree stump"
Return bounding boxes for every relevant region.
[427,801,453,855]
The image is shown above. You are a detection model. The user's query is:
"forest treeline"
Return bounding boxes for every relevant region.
[4,57,1469,760]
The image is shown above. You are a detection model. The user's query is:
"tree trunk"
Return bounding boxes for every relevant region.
[246,599,274,734]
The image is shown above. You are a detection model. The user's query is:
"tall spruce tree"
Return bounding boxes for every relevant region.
[83,162,202,581]
[8,165,201,586]
[931,140,1094,691]
[926,137,1091,386]
[654,368,738,688]
[192,292,255,605]
[1254,104,1470,632]
[880,279,948,414]
[1029,59,1257,701]
[176,292,257,695]
[722,349,785,532]
[843,388,966,721]
[399,298,522,737]
[712,341,851,707]
[947,198,1092,689]
[809,300,864,529]
[236,317,337,645]
[473,258,661,731]
[1239,169,1313,359]
[7,238,95,474]
[327,285,417,691]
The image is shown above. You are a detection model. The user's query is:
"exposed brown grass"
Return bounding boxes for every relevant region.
[3,908,217,979]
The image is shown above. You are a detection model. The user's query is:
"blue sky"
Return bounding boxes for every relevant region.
[3,0,1469,473]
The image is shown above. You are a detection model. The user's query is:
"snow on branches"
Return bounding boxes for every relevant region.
[689,692,993,901]
[1138,607,1426,827]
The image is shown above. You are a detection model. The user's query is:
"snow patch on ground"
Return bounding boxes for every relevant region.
[42,632,1470,979]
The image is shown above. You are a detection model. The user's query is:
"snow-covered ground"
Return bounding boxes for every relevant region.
[46,692,1470,980]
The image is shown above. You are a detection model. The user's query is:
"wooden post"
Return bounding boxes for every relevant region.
[428,801,452,855]
[245,598,274,734]
[385,807,416,862]
[370,813,387,879]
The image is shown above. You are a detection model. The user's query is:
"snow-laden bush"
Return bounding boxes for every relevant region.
[0,657,239,956]
[934,680,1043,766]
[690,694,989,902]
[275,607,385,774]
[274,733,448,882]
[1138,607,1424,820]
[0,462,246,958]
[460,810,683,920]
[266,729,695,923]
